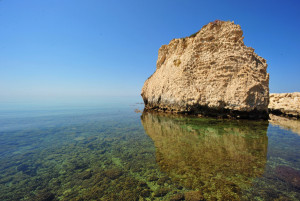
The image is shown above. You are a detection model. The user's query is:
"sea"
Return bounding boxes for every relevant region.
[0,98,300,200]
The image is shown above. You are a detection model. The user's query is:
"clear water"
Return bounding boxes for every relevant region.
[0,101,300,201]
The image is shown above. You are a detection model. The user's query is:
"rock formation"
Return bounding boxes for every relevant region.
[269,93,300,118]
[141,111,268,200]
[141,20,269,119]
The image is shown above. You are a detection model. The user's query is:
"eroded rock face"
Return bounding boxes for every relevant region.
[269,93,300,118]
[141,20,269,119]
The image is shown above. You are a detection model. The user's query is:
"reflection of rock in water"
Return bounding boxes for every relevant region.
[141,112,268,200]
[269,114,300,136]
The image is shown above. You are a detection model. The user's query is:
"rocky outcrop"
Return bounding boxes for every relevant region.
[141,20,269,119]
[269,93,300,118]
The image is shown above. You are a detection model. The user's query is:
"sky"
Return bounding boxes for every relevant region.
[0,0,299,103]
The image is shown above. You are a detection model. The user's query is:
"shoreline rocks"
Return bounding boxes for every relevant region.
[141,20,269,119]
[269,93,300,118]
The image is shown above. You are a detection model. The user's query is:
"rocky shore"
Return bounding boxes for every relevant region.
[141,20,269,119]
[269,93,300,118]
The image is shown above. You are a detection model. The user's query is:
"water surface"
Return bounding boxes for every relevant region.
[0,102,300,200]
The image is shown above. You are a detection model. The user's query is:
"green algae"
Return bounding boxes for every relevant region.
[0,108,300,200]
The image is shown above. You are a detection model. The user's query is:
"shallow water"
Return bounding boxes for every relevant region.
[0,102,300,200]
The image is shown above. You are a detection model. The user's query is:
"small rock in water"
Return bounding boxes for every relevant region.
[157,175,171,185]
[138,181,148,187]
[148,175,159,181]
[140,189,152,197]
[104,168,123,180]
[78,170,92,180]
[275,165,300,189]
[35,190,55,201]
[184,191,205,201]
[74,136,85,141]
[154,188,170,197]
[134,109,142,113]
[170,193,185,201]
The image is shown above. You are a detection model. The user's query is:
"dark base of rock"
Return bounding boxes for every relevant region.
[144,104,269,120]
[269,109,300,119]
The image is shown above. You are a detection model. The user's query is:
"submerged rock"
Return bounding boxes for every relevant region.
[154,188,170,197]
[141,20,269,119]
[184,191,205,201]
[275,166,300,189]
[103,168,123,180]
[140,189,152,197]
[269,92,300,118]
[170,193,185,201]
[35,190,55,201]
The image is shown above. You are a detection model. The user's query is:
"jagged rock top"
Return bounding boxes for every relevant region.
[141,20,269,119]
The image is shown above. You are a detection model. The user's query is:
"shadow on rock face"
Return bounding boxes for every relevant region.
[141,111,269,200]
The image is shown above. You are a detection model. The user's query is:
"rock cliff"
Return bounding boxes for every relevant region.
[141,20,269,119]
[269,93,300,118]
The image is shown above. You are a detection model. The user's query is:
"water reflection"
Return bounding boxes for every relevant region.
[141,112,269,200]
[269,114,300,136]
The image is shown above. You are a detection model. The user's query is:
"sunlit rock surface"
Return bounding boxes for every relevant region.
[269,93,300,118]
[141,111,268,200]
[141,20,269,119]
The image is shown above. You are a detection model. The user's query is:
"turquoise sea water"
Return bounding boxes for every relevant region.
[0,101,300,200]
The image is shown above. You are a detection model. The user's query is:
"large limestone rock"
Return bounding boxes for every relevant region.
[269,93,300,118]
[141,20,269,119]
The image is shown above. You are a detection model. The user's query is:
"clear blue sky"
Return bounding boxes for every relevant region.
[0,0,299,103]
